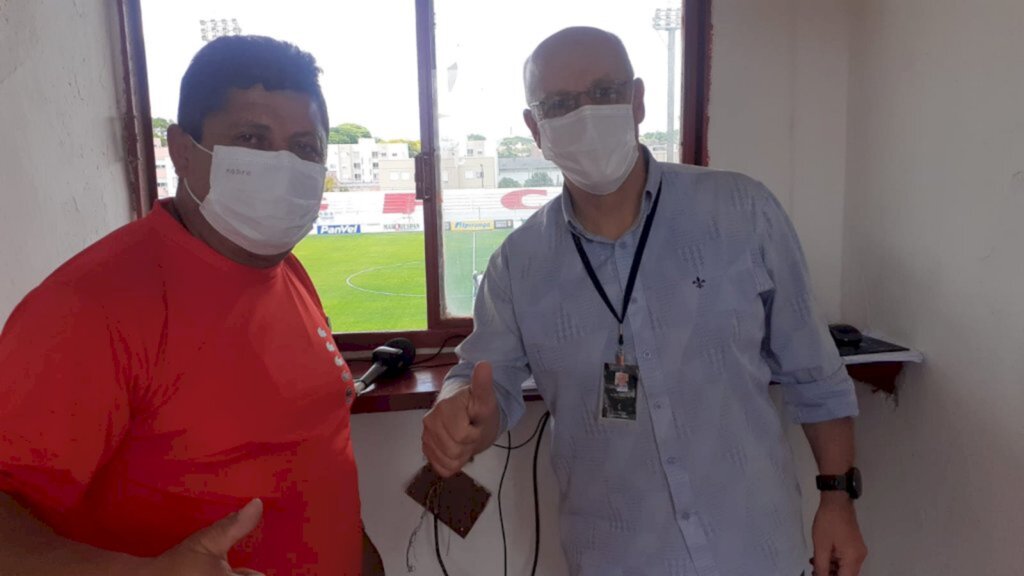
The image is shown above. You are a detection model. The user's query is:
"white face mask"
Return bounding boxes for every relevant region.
[539,104,640,196]
[184,140,326,256]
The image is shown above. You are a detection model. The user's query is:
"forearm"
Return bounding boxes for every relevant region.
[802,416,856,475]
[0,492,145,576]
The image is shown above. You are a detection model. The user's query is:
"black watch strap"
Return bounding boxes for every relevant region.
[816,467,862,499]
[816,475,847,491]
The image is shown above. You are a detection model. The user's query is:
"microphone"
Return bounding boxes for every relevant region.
[355,337,416,395]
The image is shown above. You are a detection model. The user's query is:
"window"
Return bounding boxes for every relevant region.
[124,0,709,343]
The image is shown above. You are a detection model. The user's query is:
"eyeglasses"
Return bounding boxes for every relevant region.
[529,79,635,120]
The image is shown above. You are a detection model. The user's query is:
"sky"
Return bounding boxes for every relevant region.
[141,0,685,145]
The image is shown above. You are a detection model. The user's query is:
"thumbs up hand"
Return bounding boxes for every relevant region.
[422,362,501,478]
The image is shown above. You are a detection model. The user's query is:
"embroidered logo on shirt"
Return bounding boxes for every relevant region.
[693,276,707,289]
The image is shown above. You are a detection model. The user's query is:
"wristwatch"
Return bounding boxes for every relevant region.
[816,467,862,500]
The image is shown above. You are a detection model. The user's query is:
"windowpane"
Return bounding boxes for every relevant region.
[434,0,684,318]
[141,0,427,332]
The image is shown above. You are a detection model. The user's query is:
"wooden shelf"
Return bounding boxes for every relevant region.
[351,356,910,414]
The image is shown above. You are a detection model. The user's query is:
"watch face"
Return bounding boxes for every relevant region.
[847,467,863,499]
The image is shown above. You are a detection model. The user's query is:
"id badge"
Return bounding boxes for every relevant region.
[600,362,640,421]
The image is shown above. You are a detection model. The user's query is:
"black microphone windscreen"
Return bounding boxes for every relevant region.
[383,337,416,373]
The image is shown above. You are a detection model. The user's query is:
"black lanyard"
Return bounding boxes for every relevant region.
[571,181,663,363]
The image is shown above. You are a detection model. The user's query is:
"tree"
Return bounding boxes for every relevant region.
[640,131,671,145]
[329,123,372,144]
[152,117,173,146]
[467,133,486,141]
[383,138,421,157]
[498,136,535,158]
[498,177,521,188]
[524,171,554,187]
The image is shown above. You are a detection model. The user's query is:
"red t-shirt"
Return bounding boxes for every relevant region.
[0,201,361,574]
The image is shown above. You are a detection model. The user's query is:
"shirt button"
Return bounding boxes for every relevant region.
[666,457,678,465]
[653,401,663,410]
[680,511,692,522]
[643,351,653,360]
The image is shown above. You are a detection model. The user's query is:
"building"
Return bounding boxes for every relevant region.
[497,157,563,187]
[154,139,177,199]
[378,155,497,190]
[326,138,410,189]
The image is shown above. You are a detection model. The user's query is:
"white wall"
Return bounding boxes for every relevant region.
[708,0,851,322]
[0,0,132,327]
[841,1,1024,574]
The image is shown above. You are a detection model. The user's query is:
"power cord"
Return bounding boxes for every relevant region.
[434,510,449,576]
[492,411,551,576]
[530,412,550,576]
[497,430,512,576]
[412,334,467,368]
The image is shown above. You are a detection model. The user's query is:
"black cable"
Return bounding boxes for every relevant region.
[411,360,459,370]
[412,334,467,367]
[493,411,549,450]
[431,411,550,576]
[497,430,512,576]
[434,509,449,576]
[530,412,550,576]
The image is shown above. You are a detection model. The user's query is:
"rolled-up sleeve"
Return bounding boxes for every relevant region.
[443,242,530,433]
[752,180,859,424]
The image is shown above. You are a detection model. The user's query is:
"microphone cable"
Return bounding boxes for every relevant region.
[432,409,551,576]
[492,411,551,576]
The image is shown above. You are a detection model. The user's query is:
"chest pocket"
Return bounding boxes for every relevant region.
[713,256,771,307]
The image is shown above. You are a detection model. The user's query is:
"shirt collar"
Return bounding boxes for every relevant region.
[561,145,662,241]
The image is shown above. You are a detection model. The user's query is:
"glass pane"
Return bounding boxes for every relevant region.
[434,0,684,318]
[141,1,426,332]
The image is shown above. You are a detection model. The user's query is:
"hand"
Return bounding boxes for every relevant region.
[422,362,499,477]
[145,499,265,576]
[811,494,867,576]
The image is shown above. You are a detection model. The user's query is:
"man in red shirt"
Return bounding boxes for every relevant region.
[0,36,382,575]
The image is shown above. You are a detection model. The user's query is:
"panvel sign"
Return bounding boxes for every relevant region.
[316,224,361,235]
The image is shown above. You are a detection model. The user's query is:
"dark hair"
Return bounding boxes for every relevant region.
[177,35,329,141]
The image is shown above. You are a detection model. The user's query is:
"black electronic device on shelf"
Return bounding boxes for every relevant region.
[829,324,909,357]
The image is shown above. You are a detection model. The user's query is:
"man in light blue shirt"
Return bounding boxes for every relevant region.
[422,27,867,576]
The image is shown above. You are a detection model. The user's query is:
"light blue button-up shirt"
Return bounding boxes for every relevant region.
[445,150,858,576]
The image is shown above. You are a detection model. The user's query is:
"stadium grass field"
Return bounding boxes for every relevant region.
[292,230,511,332]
